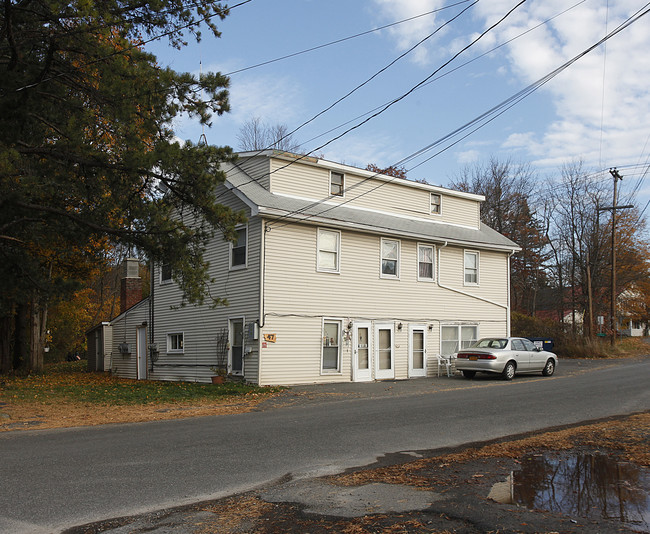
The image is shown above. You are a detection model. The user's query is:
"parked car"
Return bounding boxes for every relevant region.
[455,337,558,380]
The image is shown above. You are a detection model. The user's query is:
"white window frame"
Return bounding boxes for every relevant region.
[417,243,435,282]
[321,319,342,374]
[380,238,400,279]
[160,263,172,284]
[330,171,345,197]
[430,193,442,215]
[440,324,478,356]
[317,228,341,274]
[167,332,184,353]
[230,225,248,270]
[464,250,479,286]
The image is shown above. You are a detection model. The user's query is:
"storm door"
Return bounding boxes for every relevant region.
[409,326,427,377]
[374,323,394,380]
[353,323,372,381]
[230,318,244,376]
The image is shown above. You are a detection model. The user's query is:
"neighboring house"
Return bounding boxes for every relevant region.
[104,150,520,385]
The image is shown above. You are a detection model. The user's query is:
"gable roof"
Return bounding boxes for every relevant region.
[223,158,520,253]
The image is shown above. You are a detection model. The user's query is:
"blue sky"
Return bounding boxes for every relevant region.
[147,0,650,207]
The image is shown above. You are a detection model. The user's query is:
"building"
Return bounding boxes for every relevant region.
[102,151,519,385]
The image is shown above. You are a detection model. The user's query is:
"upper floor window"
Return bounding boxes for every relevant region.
[464,250,479,285]
[230,226,247,269]
[167,332,184,353]
[430,193,441,214]
[160,263,172,284]
[317,228,340,273]
[330,171,344,197]
[418,244,435,281]
[381,238,400,278]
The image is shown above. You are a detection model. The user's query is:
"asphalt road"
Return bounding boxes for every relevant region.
[1,358,649,534]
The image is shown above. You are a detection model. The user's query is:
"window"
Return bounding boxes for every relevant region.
[330,171,344,197]
[230,318,244,375]
[381,238,400,278]
[322,320,341,372]
[464,250,479,285]
[441,325,478,356]
[317,229,340,273]
[167,332,184,353]
[230,226,247,269]
[418,244,435,281]
[160,263,172,283]
[430,193,441,214]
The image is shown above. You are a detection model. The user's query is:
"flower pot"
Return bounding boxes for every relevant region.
[211,375,225,384]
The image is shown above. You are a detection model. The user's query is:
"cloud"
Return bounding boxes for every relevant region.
[455,149,480,165]
[471,1,650,173]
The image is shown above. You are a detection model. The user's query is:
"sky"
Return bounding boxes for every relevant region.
[146,0,650,210]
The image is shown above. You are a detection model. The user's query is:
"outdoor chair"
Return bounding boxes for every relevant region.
[434,353,452,377]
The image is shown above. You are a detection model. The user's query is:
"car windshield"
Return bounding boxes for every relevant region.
[472,338,508,349]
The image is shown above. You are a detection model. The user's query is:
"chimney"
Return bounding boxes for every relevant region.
[120,258,142,314]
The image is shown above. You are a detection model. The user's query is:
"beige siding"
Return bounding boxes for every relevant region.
[149,188,262,383]
[110,301,149,379]
[258,221,509,385]
[236,156,271,190]
[266,158,480,229]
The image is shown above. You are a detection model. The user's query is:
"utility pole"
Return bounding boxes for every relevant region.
[598,169,633,346]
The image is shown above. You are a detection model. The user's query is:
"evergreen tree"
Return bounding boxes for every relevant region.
[1,0,245,372]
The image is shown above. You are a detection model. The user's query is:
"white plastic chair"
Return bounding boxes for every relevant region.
[435,354,452,377]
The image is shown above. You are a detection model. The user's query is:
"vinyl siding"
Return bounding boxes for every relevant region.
[110,300,149,379]
[258,221,510,385]
[237,155,271,190]
[265,158,480,229]
[148,188,262,383]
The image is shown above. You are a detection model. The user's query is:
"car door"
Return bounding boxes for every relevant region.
[523,338,546,372]
[510,338,529,372]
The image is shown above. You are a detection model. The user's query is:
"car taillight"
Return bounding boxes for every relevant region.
[478,354,497,360]
[457,353,468,359]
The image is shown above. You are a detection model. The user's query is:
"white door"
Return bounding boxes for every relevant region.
[409,326,427,377]
[136,326,147,380]
[353,323,372,382]
[374,324,394,380]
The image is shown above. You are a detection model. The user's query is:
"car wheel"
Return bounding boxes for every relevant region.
[502,361,516,381]
[462,370,476,379]
[542,359,555,376]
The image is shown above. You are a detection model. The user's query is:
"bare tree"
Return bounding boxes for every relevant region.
[236,117,301,153]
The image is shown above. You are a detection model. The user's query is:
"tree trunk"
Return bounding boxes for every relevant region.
[28,294,47,373]
[0,313,12,374]
[13,303,28,371]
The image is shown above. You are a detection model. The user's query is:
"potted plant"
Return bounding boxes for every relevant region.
[210,366,227,384]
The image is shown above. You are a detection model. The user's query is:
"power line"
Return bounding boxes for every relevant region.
[223,0,474,76]
[267,2,650,231]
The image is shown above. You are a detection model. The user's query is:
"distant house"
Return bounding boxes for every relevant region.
[98,151,519,385]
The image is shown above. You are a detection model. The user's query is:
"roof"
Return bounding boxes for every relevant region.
[224,160,520,253]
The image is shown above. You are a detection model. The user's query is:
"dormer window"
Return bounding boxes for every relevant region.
[431,193,441,214]
[330,171,344,197]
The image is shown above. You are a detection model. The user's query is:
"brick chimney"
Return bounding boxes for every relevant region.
[120,258,142,314]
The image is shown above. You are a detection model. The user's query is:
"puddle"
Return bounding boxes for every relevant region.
[489,451,650,531]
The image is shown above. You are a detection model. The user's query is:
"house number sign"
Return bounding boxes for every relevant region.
[263,333,277,343]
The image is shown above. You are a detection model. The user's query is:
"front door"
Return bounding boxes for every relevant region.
[353,323,372,381]
[136,326,147,380]
[230,318,244,376]
[375,324,394,380]
[409,326,427,377]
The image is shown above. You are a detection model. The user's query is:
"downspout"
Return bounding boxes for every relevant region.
[436,241,511,311]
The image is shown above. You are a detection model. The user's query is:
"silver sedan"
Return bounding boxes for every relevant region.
[455,337,558,380]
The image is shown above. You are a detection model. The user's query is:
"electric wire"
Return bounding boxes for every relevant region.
[267,3,650,231]
[223,0,474,76]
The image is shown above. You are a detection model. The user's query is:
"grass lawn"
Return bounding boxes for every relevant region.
[0,361,284,431]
